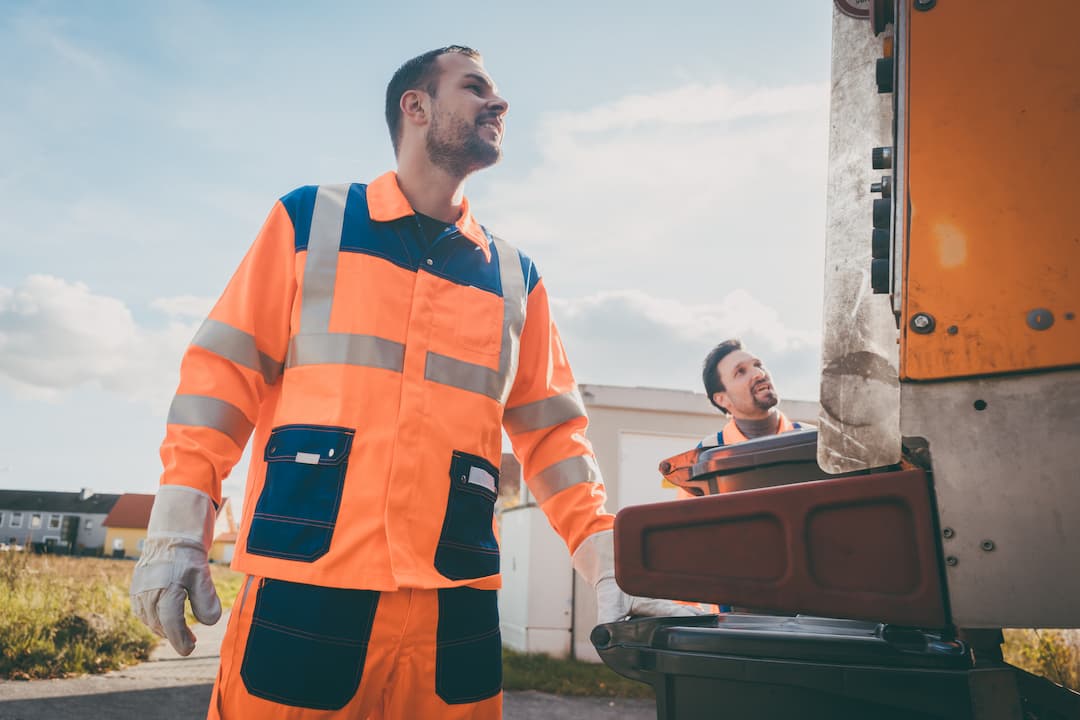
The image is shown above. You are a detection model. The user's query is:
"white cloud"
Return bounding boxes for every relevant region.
[551,288,821,401]
[0,275,204,409]
[16,13,113,81]
[151,295,214,319]
[546,82,825,134]
[480,78,830,335]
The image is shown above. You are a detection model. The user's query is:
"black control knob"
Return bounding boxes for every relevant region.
[873,198,891,230]
[876,57,894,94]
[871,176,892,198]
[872,146,893,170]
[872,228,890,259]
[871,259,891,294]
[870,0,895,36]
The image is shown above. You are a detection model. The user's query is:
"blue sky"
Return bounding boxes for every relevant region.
[0,1,833,499]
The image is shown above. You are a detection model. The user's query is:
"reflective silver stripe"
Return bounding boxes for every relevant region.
[529,455,601,505]
[286,333,405,371]
[424,234,528,402]
[299,184,349,334]
[167,394,254,448]
[504,389,586,435]
[492,235,526,404]
[425,352,501,399]
[191,319,284,386]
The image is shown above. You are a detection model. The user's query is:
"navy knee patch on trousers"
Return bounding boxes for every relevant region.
[435,586,502,704]
[241,579,379,710]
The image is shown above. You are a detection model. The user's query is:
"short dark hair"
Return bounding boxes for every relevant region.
[702,338,743,413]
[385,45,482,155]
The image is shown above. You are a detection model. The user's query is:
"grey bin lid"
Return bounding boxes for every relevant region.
[690,428,831,494]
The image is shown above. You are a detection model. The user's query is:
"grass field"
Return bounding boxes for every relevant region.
[0,552,245,680]
[503,647,653,699]
[0,552,156,678]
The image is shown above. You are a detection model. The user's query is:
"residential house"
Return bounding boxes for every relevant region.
[103,493,238,562]
[0,488,121,553]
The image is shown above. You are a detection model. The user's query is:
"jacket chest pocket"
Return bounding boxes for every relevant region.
[246,424,354,562]
[432,283,504,357]
[434,451,500,580]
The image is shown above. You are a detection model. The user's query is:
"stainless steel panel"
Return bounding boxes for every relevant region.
[901,369,1080,628]
[818,6,902,473]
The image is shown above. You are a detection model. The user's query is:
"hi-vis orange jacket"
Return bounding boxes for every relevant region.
[161,172,613,591]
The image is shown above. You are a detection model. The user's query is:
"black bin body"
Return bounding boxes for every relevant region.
[594,614,988,720]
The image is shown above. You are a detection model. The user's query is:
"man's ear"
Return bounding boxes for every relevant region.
[712,391,728,414]
[400,89,428,127]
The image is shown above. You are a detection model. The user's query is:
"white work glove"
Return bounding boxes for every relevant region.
[130,485,222,656]
[572,529,709,625]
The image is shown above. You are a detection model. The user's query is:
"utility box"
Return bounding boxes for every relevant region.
[498,504,574,657]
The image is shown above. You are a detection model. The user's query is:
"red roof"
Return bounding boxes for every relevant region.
[102,493,234,531]
[102,494,155,529]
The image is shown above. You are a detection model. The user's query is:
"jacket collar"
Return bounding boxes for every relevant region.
[366,171,491,261]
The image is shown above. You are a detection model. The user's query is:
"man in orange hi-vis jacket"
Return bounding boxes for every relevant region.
[129,46,702,719]
[698,338,808,450]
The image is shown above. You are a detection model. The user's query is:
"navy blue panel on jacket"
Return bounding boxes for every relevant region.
[280,185,319,252]
[516,246,540,295]
[279,183,540,297]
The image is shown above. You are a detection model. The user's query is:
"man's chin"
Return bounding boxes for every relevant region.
[754,394,780,411]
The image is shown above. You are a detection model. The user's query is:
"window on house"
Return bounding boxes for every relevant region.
[0,512,5,527]
[48,514,61,530]
[30,514,42,529]
[85,519,94,530]
[10,512,22,528]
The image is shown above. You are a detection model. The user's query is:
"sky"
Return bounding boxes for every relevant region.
[0,1,833,502]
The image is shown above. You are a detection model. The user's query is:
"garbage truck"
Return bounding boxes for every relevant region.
[591,1,1080,717]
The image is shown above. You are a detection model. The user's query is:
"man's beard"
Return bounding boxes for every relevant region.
[426,105,501,178]
[752,385,780,412]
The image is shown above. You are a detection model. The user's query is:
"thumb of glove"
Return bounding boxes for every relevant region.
[183,562,222,627]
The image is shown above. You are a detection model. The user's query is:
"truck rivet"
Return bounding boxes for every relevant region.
[942,527,954,539]
[981,540,995,552]
[911,313,935,334]
[946,556,958,566]
[1027,309,1054,331]
[914,0,936,10]
[946,325,958,335]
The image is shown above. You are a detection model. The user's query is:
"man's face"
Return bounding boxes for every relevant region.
[425,53,508,177]
[713,349,779,420]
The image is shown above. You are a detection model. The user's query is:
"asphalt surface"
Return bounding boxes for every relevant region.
[0,614,656,720]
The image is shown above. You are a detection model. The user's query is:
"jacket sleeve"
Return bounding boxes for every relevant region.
[503,276,614,555]
[158,201,297,503]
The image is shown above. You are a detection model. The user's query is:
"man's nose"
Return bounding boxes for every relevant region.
[488,94,509,117]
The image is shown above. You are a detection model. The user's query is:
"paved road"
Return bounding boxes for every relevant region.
[0,614,656,720]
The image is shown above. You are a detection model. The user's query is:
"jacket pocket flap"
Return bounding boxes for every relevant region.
[264,424,354,466]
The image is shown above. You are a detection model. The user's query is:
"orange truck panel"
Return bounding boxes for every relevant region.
[901,0,1080,380]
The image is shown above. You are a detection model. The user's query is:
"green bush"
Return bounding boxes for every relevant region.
[1003,629,1080,690]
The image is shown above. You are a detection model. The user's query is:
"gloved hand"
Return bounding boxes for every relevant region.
[572,529,710,625]
[130,484,222,656]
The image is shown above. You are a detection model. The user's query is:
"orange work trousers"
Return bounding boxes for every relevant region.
[209,577,503,719]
